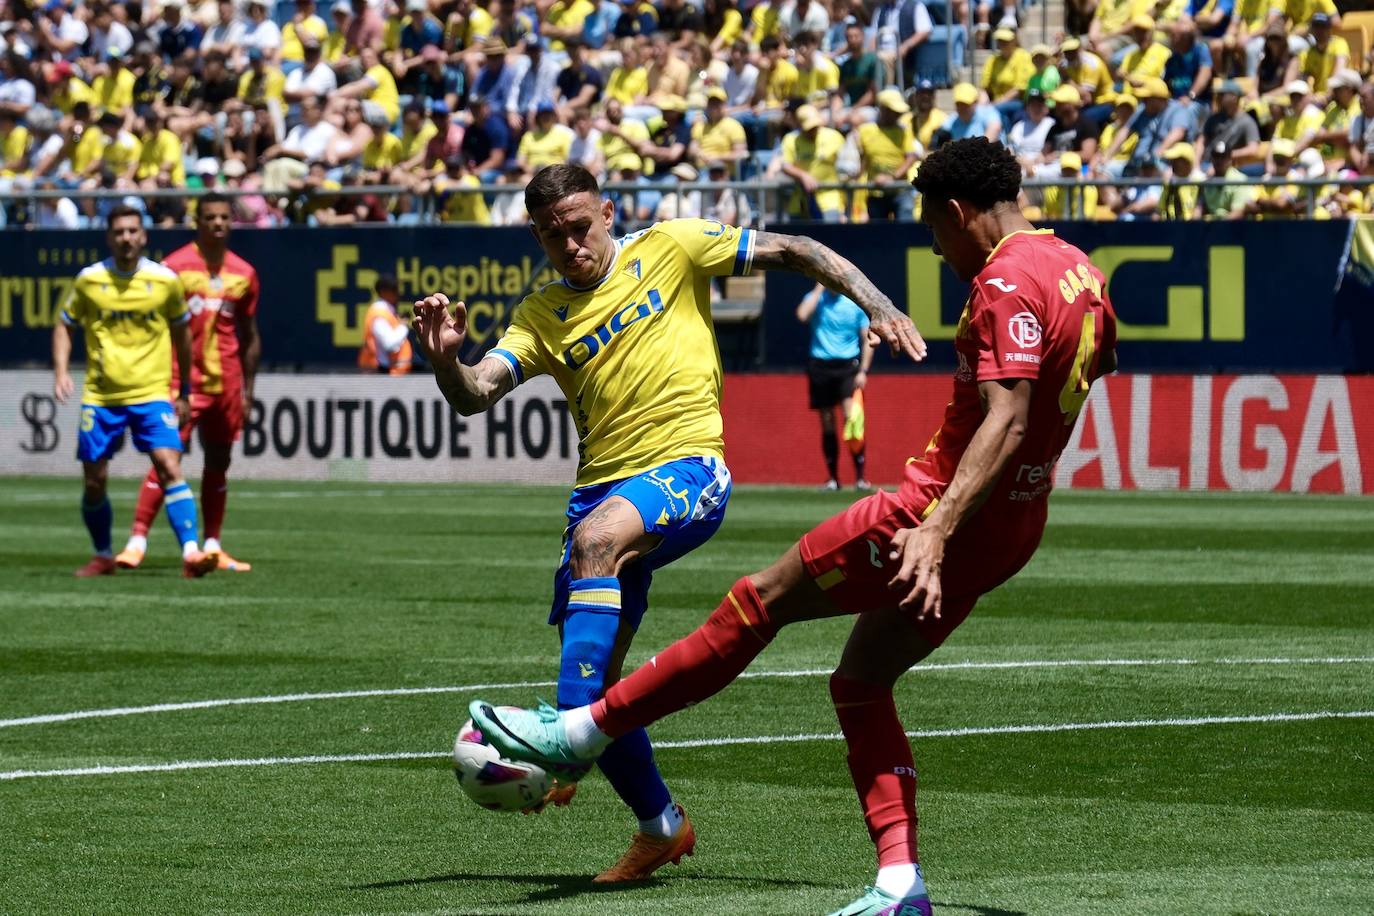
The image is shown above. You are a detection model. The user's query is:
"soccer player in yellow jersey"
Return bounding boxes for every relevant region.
[412,164,925,883]
[51,206,217,579]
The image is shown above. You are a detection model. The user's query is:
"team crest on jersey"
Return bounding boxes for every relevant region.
[1007,311,1042,349]
[623,258,642,281]
[553,304,570,322]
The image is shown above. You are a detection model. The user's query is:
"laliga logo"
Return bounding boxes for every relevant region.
[1007,311,1042,349]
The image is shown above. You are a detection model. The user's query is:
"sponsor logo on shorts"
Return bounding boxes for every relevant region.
[1007,311,1041,349]
[161,412,178,428]
[578,662,596,678]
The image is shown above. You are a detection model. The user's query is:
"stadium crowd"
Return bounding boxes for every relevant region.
[0,0,1371,226]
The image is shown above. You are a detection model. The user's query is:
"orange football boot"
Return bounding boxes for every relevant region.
[213,550,252,572]
[114,545,145,569]
[182,551,218,578]
[593,805,696,884]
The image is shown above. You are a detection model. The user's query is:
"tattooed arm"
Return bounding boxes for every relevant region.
[411,292,515,416]
[751,230,928,362]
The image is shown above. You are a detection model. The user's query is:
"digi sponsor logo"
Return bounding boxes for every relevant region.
[1007,311,1041,349]
[561,288,665,370]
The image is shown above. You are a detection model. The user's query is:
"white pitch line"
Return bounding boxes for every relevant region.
[3,656,1372,731]
[3,709,1371,781]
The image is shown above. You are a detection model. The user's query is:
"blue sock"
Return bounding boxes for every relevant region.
[559,577,673,822]
[81,497,113,556]
[162,481,200,549]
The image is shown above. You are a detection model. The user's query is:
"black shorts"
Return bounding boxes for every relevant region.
[807,358,860,409]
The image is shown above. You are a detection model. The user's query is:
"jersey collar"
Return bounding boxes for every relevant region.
[561,238,622,293]
[985,228,1054,265]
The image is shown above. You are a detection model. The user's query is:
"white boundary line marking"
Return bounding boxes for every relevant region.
[3,656,1372,730]
[3,709,1370,781]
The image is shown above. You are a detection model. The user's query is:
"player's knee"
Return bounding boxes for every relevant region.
[568,530,617,578]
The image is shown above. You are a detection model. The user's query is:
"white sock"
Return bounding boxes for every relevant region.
[181,540,200,559]
[125,535,147,553]
[637,801,683,839]
[204,537,222,554]
[563,705,613,757]
[875,863,927,899]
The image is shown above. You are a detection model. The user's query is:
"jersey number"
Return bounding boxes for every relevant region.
[1058,312,1096,426]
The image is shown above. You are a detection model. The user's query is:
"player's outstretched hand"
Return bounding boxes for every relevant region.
[411,293,467,363]
[53,372,74,404]
[887,526,943,620]
[868,309,927,364]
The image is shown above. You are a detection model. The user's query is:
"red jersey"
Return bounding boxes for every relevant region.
[163,242,260,396]
[901,229,1117,514]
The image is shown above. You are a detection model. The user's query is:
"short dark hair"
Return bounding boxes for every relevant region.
[198,191,231,212]
[912,137,1021,209]
[524,163,600,214]
[375,273,399,294]
[759,36,781,53]
[106,204,143,228]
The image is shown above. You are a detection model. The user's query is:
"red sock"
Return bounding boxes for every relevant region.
[131,470,163,538]
[831,673,919,867]
[592,577,776,737]
[201,467,227,541]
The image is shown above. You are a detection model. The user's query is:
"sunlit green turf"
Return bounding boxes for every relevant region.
[2,477,1372,915]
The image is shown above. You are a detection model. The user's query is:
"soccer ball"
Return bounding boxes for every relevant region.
[452,715,551,812]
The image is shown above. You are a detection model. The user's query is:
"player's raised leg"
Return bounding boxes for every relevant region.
[147,445,215,578]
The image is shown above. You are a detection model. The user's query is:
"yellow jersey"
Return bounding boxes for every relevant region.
[436,172,491,223]
[1120,42,1171,81]
[91,69,135,115]
[749,1,780,44]
[101,130,142,172]
[238,67,286,106]
[716,7,743,45]
[1274,105,1323,142]
[60,257,189,406]
[518,123,574,169]
[795,55,840,98]
[691,116,746,160]
[489,218,756,485]
[70,127,106,175]
[1063,51,1115,104]
[600,118,650,172]
[856,121,919,179]
[52,77,95,115]
[136,128,186,185]
[364,131,404,169]
[782,126,845,215]
[1093,0,1152,32]
[1041,183,1100,219]
[1234,0,1280,30]
[908,107,945,150]
[606,66,649,105]
[400,119,438,163]
[763,58,799,106]
[1284,0,1336,25]
[1299,36,1349,93]
[1,124,31,174]
[446,6,493,47]
[981,48,1035,99]
[365,63,400,124]
[544,0,594,50]
[281,15,329,62]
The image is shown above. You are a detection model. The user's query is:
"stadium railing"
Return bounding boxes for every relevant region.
[2,177,1370,226]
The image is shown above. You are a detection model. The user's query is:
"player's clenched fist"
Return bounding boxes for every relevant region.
[411,293,468,362]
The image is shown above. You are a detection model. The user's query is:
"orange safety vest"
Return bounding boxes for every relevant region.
[358,301,413,375]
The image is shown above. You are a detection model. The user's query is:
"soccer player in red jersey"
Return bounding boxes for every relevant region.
[471,138,1119,916]
[116,194,261,573]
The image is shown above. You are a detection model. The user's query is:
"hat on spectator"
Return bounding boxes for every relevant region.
[1297,147,1325,178]
[705,86,727,102]
[796,104,823,129]
[431,98,450,115]
[877,88,909,113]
[1133,77,1168,99]
[952,82,978,105]
[1059,151,1082,171]
[1284,79,1310,96]
[195,156,219,175]
[1270,138,1296,160]
[162,0,185,8]
[1329,69,1362,91]
[44,0,66,10]
[1030,43,1053,58]
[1025,88,1047,105]
[670,162,698,180]
[1162,142,1195,163]
[332,0,350,12]
[1130,13,1154,30]
[406,0,427,11]
[657,94,688,112]
[9,43,32,60]
[222,158,247,178]
[106,46,124,61]
[48,61,73,82]
[1051,85,1080,105]
[98,111,122,127]
[482,38,509,55]
[1060,36,1081,52]
[1217,79,1243,96]
[1116,93,1138,109]
[535,100,557,115]
[992,27,1016,42]
[1310,11,1331,25]
[248,0,271,7]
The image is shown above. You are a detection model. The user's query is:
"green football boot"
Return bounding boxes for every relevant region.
[826,886,933,916]
[468,699,595,780]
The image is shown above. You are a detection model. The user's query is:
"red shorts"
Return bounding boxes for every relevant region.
[180,390,245,446]
[798,490,1044,647]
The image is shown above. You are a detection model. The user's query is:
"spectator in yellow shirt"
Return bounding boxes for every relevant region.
[982,28,1035,126]
[780,104,846,221]
[1284,0,1339,35]
[336,46,400,124]
[134,106,186,187]
[756,34,799,109]
[48,61,95,115]
[1272,79,1324,154]
[907,80,946,150]
[517,101,575,170]
[856,89,921,221]
[0,109,31,177]
[1157,141,1203,220]
[1088,0,1152,60]
[1041,152,1100,219]
[434,155,491,223]
[91,49,136,118]
[793,31,839,114]
[542,0,596,51]
[1117,15,1172,85]
[1298,13,1348,94]
[1097,94,1140,163]
[1060,37,1116,124]
[689,87,748,171]
[606,40,650,106]
[1310,68,1359,164]
[596,97,651,174]
[91,110,141,186]
[281,0,330,65]
[237,47,286,107]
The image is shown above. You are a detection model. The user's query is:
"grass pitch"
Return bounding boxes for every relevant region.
[2,477,1372,915]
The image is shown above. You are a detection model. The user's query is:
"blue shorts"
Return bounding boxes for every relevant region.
[550,456,733,630]
[77,401,183,463]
